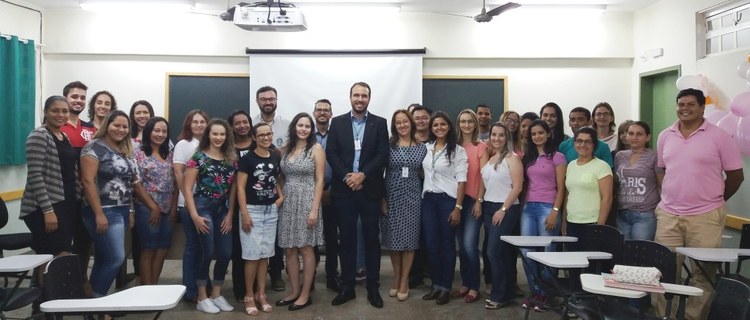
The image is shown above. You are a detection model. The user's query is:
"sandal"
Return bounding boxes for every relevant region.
[450,288,469,298]
[257,294,273,313]
[244,297,258,316]
[464,291,480,303]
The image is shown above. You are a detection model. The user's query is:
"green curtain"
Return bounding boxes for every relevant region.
[0,35,35,165]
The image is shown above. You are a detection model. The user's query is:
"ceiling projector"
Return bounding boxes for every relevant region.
[220,1,307,32]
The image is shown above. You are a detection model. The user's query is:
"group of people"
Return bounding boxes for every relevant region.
[20,79,743,320]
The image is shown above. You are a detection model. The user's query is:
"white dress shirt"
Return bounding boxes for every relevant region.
[422,142,468,199]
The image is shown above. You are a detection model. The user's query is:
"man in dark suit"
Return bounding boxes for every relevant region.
[326,82,389,308]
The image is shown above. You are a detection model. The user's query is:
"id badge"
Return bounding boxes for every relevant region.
[354,139,362,151]
[401,167,409,178]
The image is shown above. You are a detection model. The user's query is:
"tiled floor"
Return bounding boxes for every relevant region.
[6,256,566,320]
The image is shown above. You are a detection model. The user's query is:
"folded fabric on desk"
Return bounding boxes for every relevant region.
[611,265,662,286]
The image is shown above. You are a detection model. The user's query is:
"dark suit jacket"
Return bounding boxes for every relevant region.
[325,111,389,200]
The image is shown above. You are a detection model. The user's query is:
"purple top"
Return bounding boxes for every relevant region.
[525,151,566,203]
[134,149,175,213]
[615,149,663,212]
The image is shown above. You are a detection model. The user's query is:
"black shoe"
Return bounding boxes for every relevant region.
[422,289,440,300]
[436,290,451,305]
[367,290,383,308]
[288,298,312,311]
[326,278,342,292]
[331,289,356,306]
[275,296,298,307]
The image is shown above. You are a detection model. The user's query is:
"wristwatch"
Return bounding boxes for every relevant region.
[553,207,560,212]
[500,207,507,212]
[455,204,463,210]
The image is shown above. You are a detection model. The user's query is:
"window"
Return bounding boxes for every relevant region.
[701,1,750,56]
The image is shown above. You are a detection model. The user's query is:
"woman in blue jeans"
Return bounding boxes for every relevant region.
[519,120,566,311]
[80,110,160,297]
[453,109,486,303]
[614,121,663,240]
[173,109,208,302]
[132,117,177,285]
[420,112,467,305]
[476,122,523,309]
[182,118,238,314]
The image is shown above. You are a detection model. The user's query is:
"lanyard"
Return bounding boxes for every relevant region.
[431,145,447,169]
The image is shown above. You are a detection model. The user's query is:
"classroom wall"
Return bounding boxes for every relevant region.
[633,0,750,218]
[0,0,43,238]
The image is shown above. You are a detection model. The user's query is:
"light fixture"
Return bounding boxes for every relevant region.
[291,1,401,13]
[79,0,195,12]
[517,4,606,15]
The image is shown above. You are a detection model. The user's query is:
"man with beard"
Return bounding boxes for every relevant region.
[251,85,290,292]
[327,82,389,308]
[311,99,340,292]
[59,80,96,296]
[476,104,492,141]
[61,81,96,150]
[252,86,290,147]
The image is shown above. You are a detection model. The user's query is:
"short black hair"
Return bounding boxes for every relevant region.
[411,105,432,115]
[256,86,277,99]
[574,127,598,152]
[570,107,591,121]
[676,88,706,106]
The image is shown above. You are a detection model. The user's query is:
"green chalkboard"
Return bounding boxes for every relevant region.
[166,74,505,138]
[166,73,250,140]
[422,76,506,121]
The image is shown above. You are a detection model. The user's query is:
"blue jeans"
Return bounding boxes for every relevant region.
[616,209,656,241]
[421,192,458,292]
[133,203,173,250]
[520,202,560,296]
[179,206,201,299]
[456,196,482,291]
[194,196,232,287]
[82,205,128,297]
[483,201,520,303]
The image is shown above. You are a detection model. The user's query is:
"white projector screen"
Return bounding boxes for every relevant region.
[248,53,423,126]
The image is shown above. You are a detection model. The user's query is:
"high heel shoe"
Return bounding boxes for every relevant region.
[388,289,398,297]
[397,291,409,301]
[288,298,312,311]
[243,297,258,316]
[256,294,273,313]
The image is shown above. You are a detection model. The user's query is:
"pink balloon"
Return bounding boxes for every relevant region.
[706,110,728,125]
[729,91,750,117]
[734,117,750,156]
[717,113,740,136]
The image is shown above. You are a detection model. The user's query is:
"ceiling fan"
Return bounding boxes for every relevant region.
[438,1,521,23]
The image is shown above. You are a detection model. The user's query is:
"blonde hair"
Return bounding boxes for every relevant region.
[485,122,514,169]
[500,110,523,154]
[94,110,133,157]
[456,109,480,145]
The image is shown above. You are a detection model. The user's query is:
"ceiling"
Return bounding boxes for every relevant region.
[23,0,660,14]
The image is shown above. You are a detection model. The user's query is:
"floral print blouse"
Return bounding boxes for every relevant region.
[134,149,175,213]
[186,151,237,199]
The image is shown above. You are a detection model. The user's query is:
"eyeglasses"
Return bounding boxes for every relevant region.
[314,109,331,113]
[594,112,611,118]
[504,119,519,124]
[574,139,594,145]
[258,97,277,103]
[256,132,273,139]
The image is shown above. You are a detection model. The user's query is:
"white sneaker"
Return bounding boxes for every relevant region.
[196,298,220,314]
[209,296,234,312]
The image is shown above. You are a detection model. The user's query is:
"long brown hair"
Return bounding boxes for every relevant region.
[177,109,209,141]
[198,118,237,163]
[94,110,133,156]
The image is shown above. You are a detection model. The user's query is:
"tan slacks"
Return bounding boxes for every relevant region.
[653,206,726,320]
